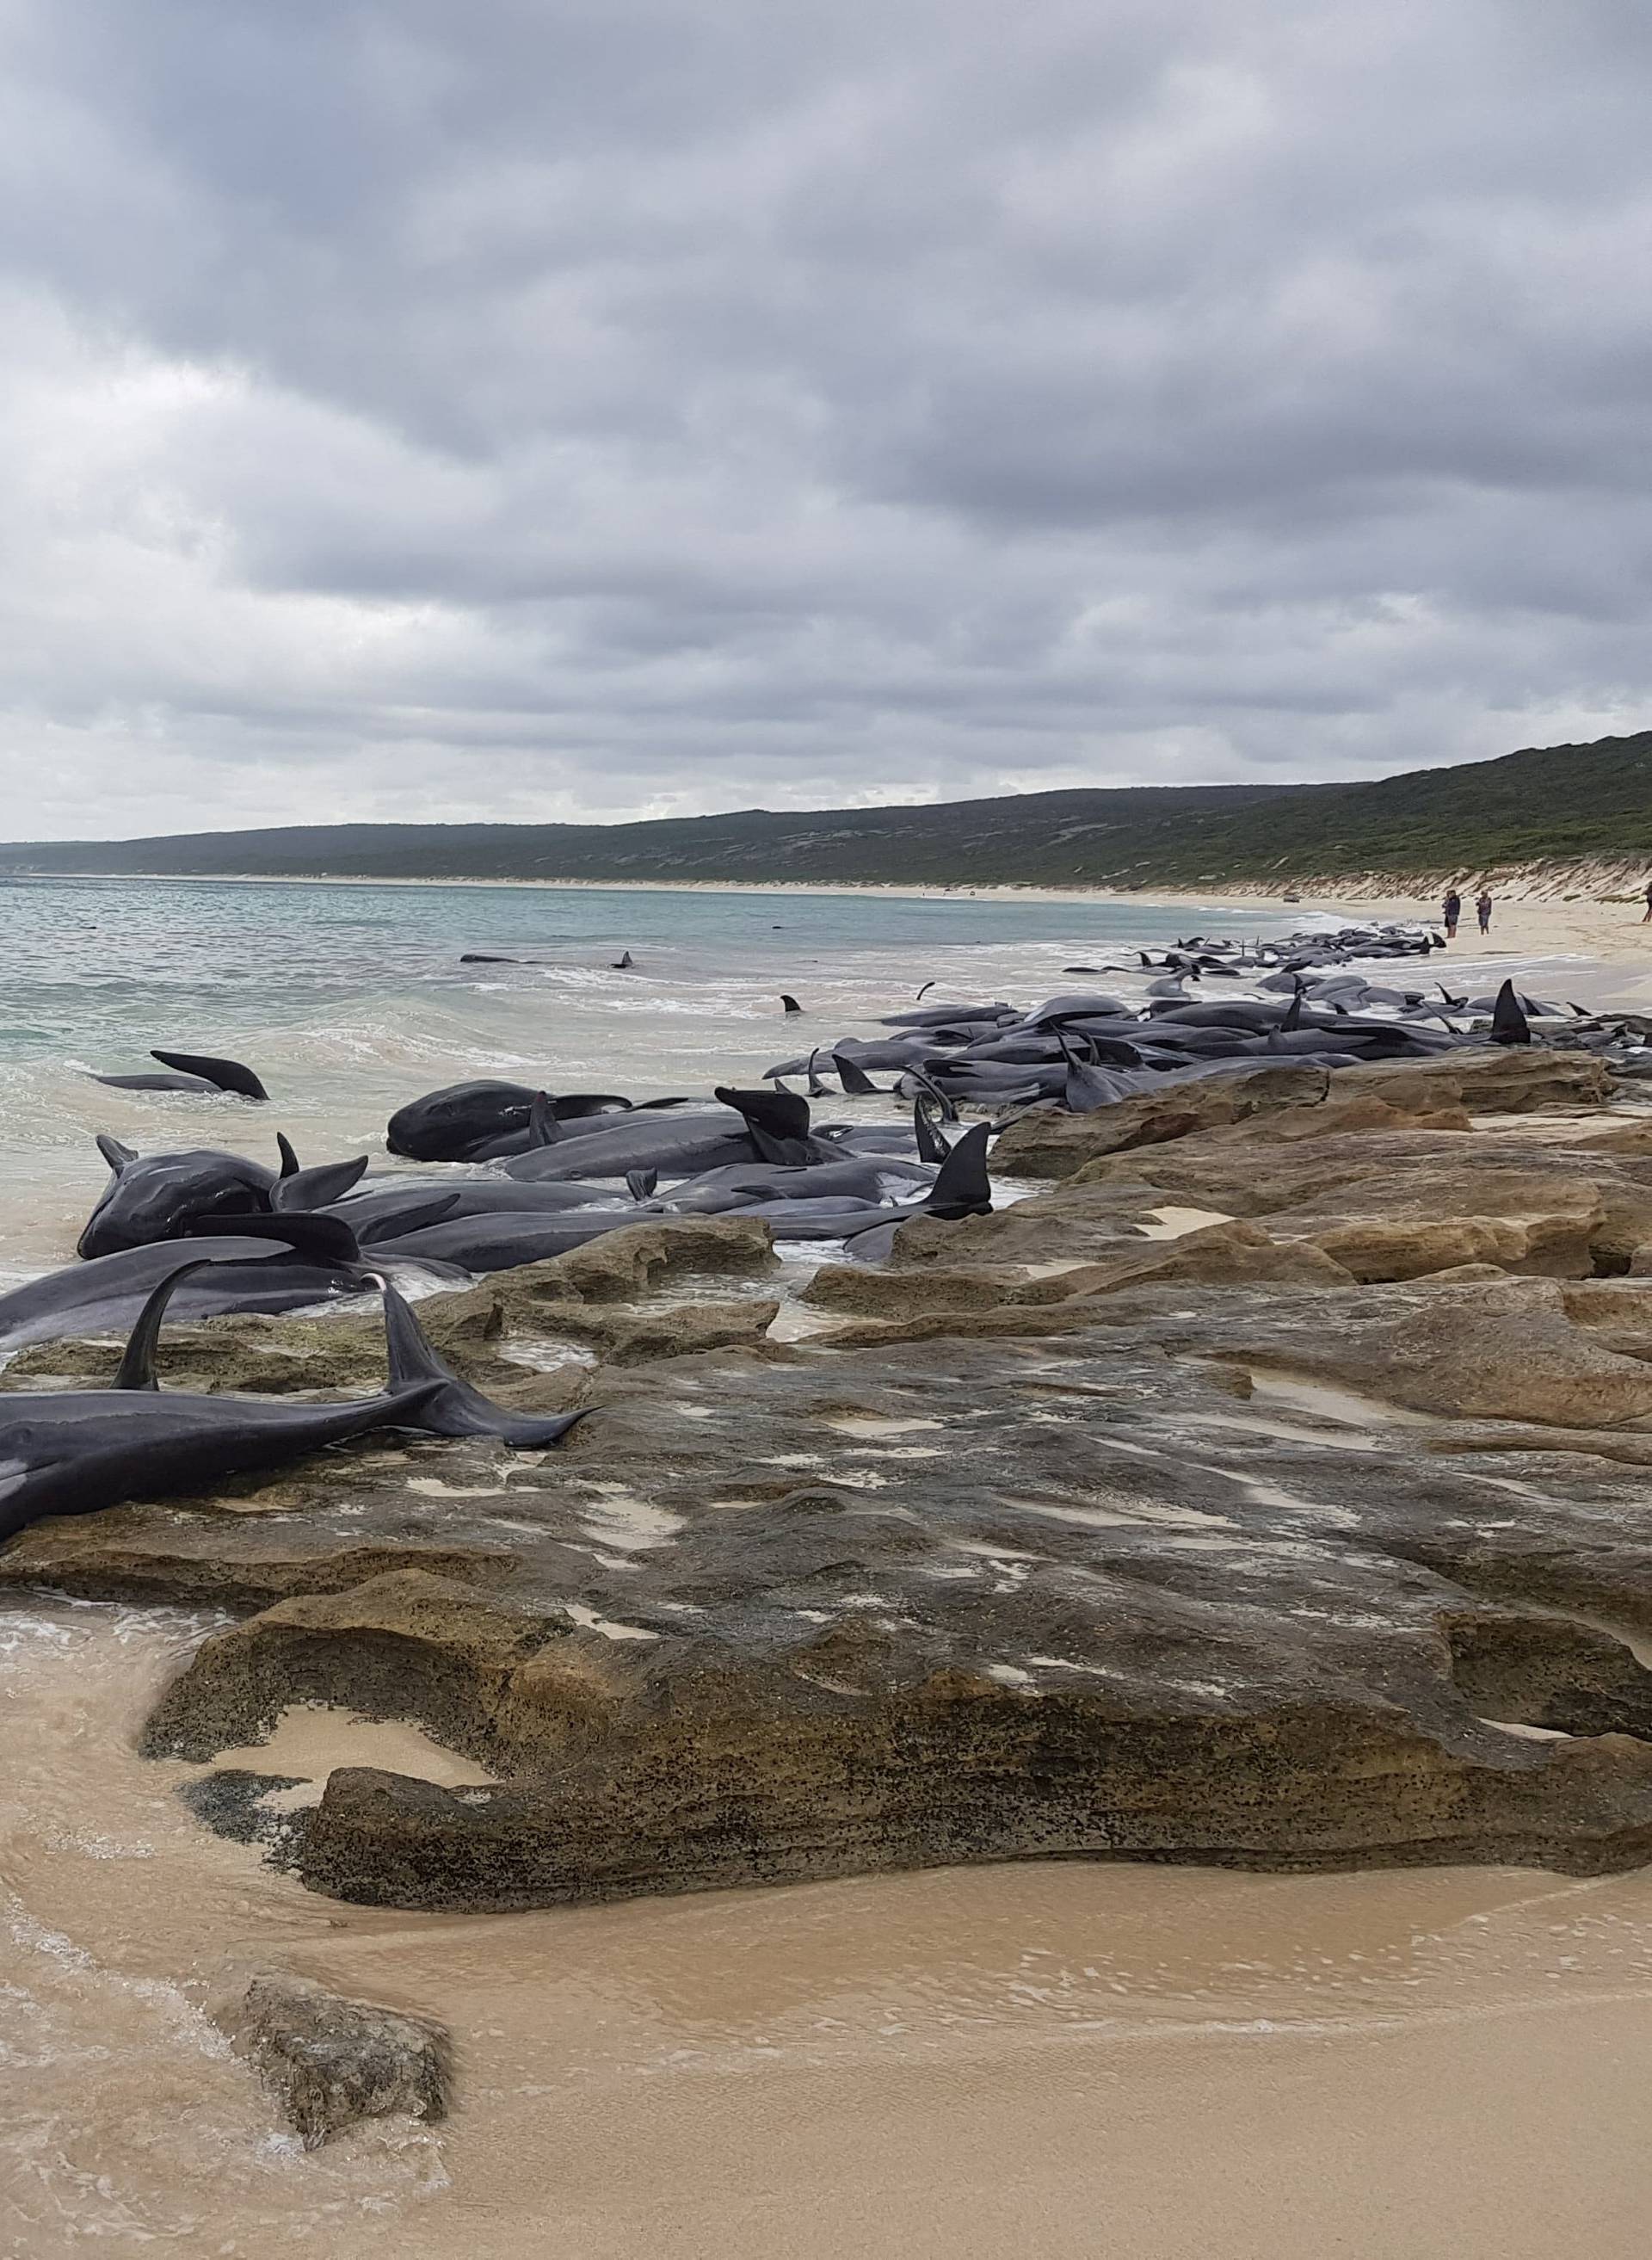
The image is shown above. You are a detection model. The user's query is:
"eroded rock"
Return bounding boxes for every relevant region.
[120,1280,1652,1909]
[218,1973,451,2149]
[990,1050,1612,1179]
[22,1050,1652,1911]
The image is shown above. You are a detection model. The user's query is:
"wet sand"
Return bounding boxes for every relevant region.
[5,1602,1652,2257]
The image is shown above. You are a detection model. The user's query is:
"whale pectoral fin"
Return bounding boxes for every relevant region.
[96,1134,138,1172]
[626,1170,659,1203]
[188,1208,362,1263]
[527,1091,561,1148]
[114,1258,218,1390]
[150,1050,269,1101]
[352,1192,462,1245]
[913,1096,951,1165]
[272,1155,371,1211]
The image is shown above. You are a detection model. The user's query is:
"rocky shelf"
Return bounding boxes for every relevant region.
[13,1047,1652,1906]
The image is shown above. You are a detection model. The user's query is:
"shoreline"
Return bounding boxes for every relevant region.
[3,867,1293,904]
[6,863,1652,966]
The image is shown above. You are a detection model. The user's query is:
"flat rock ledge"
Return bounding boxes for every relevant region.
[18,1057,1652,1909]
[217,1973,452,2149]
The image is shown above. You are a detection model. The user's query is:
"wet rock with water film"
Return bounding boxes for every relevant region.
[217,1972,453,2149]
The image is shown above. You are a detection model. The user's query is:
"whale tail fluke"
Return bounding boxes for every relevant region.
[375,1276,593,1446]
[150,1049,268,1101]
[379,1276,460,1390]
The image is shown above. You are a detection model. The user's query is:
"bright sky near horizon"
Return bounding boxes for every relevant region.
[2,1,1649,837]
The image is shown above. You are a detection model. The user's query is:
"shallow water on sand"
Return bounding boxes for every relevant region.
[6,1602,1652,2257]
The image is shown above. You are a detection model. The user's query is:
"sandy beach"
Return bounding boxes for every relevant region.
[21,863,1652,968]
[10,1598,1652,2260]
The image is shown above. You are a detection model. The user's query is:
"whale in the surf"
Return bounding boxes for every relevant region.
[502,1087,823,1182]
[76,1137,370,1258]
[0,1211,462,1354]
[391,1126,990,1263]
[656,1152,935,1214]
[0,1262,587,1545]
[373,1207,656,1272]
[331,1177,628,1238]
[386,1082,638,1163]
[714,1123,993,1241]
[89,1049,270,1101]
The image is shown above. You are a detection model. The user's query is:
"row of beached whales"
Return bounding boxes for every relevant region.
[3,920,1643,1548]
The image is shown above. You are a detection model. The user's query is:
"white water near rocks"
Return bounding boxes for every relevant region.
[1,877,1648,2254]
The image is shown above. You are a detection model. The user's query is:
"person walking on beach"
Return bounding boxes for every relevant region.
[1442,888,1462,940]
[1476,890,1492,935]
[1643,879,1652,923]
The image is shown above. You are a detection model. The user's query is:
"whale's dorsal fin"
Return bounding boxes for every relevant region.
[114,1258,216,1390]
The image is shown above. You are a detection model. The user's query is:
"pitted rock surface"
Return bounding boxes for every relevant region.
[121,1283,1652,1905]
[14,1071,1652,1908]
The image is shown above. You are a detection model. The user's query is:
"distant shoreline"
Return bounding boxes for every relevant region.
[7,864,1651,978]
[3,868,1264,908]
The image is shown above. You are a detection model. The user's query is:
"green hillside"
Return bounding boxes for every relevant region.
[2,732,1648,890]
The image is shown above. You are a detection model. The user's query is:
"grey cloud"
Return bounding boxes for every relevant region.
[0,0,1646,837]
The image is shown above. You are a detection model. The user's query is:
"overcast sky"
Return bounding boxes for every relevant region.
[0,0,1648,837]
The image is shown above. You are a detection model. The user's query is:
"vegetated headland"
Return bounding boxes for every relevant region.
[2,729,1649,895]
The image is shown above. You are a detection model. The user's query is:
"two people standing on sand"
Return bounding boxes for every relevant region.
[1440,887,1493,940]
